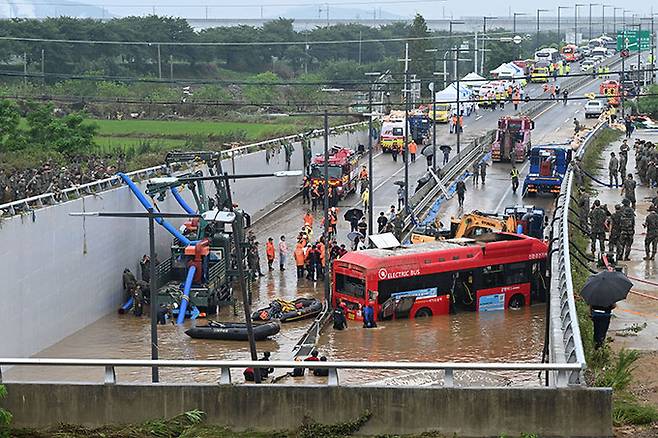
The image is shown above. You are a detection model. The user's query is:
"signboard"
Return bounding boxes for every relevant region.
[478,293,505,312]
[616,30,651,52]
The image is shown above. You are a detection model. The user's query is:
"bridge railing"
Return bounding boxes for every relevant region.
[0,121,367,217]
[0,357,582,387]
[548,122,608,385]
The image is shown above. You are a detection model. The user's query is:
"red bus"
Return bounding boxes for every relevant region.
[560,45,580,62]
[332,233,548,322]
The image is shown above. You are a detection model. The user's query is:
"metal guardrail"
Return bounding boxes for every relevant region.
[548,122,608,385]
[0,357,582,387]
[0,121,368,217]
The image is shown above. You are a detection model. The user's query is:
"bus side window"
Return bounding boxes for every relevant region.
[504,262,530,285]
[481,264,505,288]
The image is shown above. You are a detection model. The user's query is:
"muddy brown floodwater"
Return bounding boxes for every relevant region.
[7,268,546,386]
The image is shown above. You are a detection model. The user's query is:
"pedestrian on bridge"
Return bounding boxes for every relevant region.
[266,237,276,271]
[472,162,480,185]
[377,212,388,234]
[408,140,417,162]
[361,188,369,212]
[621,174,637,209]
[562,89,569,105]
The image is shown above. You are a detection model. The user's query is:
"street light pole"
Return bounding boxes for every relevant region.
[589,3,599,41]
[613,8,621,34]
[455,46,461,155]
[448,20,464,82]
[575,4,585,45]
[322,110,330,305]
[403,42,410,217]
[536,9,549,41]
[482,16,497,75]
[602,5,612,35]
[557,7,571,45]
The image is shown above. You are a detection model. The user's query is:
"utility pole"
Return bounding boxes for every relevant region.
[23,52,27,86]
[358,30,362,65]
[169,54,173,81]
[157,44,162,80]
[41,48,45,85]
[322,111,331,306]
[402,42,409,217]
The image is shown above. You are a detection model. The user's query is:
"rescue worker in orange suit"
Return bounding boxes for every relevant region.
[294,243,305,279]
[303,210,313,228]
[317,238,326,280]
[408,139,417,163]
[265,237,276,271]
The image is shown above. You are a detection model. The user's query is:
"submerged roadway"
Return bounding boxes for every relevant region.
[6,70,606,386]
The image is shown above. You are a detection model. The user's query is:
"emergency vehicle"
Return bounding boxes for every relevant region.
[491,116,534,162]
[599,80,621,106]
[523,144,572,197]
[332,232,548,321]
[560,44,581,62]
[309,145,361,199]
[379,111,406,152]
[530,64,550,83]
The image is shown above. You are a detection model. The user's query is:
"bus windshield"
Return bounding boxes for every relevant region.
[310,165,343,179]
[562,47,573,54]
[335,273,365,299]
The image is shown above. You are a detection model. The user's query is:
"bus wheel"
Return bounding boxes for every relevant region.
[414,308,433,318]
[508,294,525,310]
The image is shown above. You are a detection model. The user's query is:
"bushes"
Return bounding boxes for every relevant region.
[0,385,11,438]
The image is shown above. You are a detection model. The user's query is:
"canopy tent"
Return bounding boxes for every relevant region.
[461,72,487,91]
[490,63,525,79]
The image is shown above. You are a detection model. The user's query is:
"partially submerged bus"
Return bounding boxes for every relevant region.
[332,233,548,322]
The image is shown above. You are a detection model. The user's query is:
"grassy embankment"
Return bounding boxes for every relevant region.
[568,127,658,427]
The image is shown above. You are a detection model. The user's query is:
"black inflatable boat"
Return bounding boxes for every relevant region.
[185,321,280,341]
[252,297,322,323]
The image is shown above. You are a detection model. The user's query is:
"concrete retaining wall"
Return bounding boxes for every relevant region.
[0,127,368,359]
[3,383,613,437]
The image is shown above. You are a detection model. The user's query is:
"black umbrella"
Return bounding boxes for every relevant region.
[421,145,435,157]
[580,270,633,307]
[439,145,452,154]
[393,180,406,187]
[344,208,364,222]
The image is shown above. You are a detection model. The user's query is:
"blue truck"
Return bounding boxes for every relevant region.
[408,113,432,143]
[523,144,573,197]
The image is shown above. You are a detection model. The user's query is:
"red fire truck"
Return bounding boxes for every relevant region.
[332,232,547,322]
[491,116,534,162]
[599,80,621,106]
[309,146,361,199]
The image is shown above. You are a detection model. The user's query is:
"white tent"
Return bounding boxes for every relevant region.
[461,72,487,91]
[490,63,524,79]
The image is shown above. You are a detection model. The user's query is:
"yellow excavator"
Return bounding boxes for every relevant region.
[411,206,545,243]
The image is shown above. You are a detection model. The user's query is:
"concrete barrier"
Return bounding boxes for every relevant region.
[3,382,613,437]
[0,127,367,360]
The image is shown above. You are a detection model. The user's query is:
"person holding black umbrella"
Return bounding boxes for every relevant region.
[581,269,632,349]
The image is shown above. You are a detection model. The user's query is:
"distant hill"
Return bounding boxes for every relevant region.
[0,0,111,19]
[274,6,405,21]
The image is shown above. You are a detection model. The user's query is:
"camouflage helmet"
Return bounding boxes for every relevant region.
[622,198,630,206]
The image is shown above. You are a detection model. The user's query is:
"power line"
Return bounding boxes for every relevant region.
[0,30,513,47]
[1,0,443,9]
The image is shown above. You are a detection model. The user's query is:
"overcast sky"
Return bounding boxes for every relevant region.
[77,0,655,20]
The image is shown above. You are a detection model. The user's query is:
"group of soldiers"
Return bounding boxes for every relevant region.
[583,138,658,262]
[0,154,128,206]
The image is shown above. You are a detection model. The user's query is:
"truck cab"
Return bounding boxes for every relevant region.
[491,116,534,162]
[523,145,572,197]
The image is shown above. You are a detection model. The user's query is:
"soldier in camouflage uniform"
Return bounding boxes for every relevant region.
[618,143,628,177]
[644,207,658,260]
[608,152,619,188]
[621,173,637,209]
[608,204,622,253]
[589,200,607,255]
[616,198,635,261]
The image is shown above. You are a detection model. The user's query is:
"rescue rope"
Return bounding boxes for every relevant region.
[579,168,613,188]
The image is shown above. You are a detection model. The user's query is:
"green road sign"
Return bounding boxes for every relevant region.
[616,30,651,52]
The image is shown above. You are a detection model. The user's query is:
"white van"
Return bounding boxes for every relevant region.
[591,47,609,58]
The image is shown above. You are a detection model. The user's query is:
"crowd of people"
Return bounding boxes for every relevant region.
[0,154,127,205]
[578,137,658,263]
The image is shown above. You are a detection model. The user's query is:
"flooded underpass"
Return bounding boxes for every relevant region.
[6,266,547,386]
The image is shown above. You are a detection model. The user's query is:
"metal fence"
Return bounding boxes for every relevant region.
[0,357,582,387]
[0,121,367,217]
[548,122,608,385]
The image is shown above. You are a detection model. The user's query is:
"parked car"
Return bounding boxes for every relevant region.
[585,100,605,118]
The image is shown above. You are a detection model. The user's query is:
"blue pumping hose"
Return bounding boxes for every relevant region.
[170,186,196,215]
[176,265,196,325]
[117,173,198,246]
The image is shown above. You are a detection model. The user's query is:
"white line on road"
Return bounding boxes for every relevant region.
[476,115,483,121]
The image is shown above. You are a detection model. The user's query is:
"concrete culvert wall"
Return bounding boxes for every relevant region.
[3,383,613,437]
